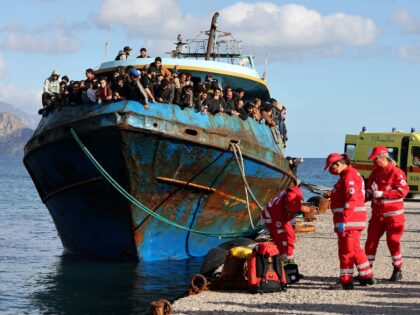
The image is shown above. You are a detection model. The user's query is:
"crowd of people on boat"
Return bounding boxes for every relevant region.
[40,48,288,145]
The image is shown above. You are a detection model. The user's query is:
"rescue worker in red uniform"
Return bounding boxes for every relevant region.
[365,146,409,281]
[325,153,374,290]
[263,178,303,262]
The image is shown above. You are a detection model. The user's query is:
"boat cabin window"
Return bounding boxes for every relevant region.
[411,146,420,166]
[344,143,356,161]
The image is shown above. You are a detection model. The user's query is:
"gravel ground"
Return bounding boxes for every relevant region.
[172,202,420,314]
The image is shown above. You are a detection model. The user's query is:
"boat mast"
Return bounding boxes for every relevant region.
[205,12,219,60]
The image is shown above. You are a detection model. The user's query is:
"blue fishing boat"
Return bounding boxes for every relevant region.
[23,13,294,261]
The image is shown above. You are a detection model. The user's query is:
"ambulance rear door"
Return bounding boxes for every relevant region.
[406,140,420,194]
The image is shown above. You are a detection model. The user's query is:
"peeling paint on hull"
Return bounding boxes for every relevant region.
[24,102,292,261]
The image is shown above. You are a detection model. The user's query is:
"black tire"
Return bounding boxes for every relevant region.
[218,238,256,250]
[199,247,228,277]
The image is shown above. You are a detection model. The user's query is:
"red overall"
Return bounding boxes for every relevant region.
[330,166,372,284]
[365,163,408,269]
[263,186,303,260]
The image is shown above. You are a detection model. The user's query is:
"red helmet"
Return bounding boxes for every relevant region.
[368,146,388,160]
[323,153,342,170]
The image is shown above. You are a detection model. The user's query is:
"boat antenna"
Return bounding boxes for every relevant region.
[103,23,113,62]
[205,12,219,60]
[262,50,269,80]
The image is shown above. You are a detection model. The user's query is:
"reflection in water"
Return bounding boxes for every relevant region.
[30,255,203,314]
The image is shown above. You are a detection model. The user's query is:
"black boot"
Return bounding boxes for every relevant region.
[329,282,354,290]
[359,277,376,286]
[389,268,402,282]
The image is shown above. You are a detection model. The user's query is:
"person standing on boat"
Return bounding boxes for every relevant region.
[115,46,132,60]
[148,57,171,79]
[141,68,156,103]
[263,178,303,263]
[137,47,150,58]
[40,69,61,116]
[324,153,374,290]
[261,102,277,127]
[127,68,149,110]
[206,88,227,115]
[364,146,409,281]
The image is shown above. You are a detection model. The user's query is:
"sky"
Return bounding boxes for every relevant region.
[0,0,419,157]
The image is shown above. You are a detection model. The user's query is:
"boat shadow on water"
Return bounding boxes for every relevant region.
[29,254,203,314]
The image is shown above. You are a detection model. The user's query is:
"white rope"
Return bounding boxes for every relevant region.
[230,142,264,228]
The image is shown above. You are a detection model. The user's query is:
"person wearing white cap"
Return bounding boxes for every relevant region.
[365,146,409,281]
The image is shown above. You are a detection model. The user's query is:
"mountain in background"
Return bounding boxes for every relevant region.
[0,112,34,157]
[0,101,39,129]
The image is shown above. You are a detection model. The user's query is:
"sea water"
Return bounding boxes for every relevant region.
[0,157,334,314]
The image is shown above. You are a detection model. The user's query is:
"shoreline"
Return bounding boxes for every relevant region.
[172,201,420,314]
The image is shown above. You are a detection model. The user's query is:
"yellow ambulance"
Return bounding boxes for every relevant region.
[344,128,420,195]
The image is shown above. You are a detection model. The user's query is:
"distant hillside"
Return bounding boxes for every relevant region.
[0,101,39,129]
[0,112,34,157]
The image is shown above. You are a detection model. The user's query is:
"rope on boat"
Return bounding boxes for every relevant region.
[230,142,265,228]
[70,128,264,239]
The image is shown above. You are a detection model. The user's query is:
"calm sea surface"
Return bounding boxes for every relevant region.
[0,157,334,314]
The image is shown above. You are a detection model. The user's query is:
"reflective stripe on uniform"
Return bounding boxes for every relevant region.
[356,261,370,269]
[282,241,287,246]
[383,198,404,204]
[392,254,402,260]
[383,209,404,217]
[263,218,272,223]
[359,269,372,276]
[354,207,367,212]
[340,269,354,275]
[333,207,366,214]
[336,222,366,228]
[277,229,285,234]
[367,255,375,260]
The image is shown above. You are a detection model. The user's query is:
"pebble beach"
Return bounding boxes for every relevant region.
[172,201,420,314]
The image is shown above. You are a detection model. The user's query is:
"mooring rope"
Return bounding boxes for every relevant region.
[70,128,263,239]
[230,142,264,211]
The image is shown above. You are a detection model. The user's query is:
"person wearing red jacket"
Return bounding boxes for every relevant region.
[263,178,303,262]
[365,146,409,281]
[325,153,374,290]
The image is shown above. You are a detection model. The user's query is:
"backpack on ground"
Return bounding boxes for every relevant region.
[247,242,287,293]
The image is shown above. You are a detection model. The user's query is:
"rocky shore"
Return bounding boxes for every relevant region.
[172,201,420,314]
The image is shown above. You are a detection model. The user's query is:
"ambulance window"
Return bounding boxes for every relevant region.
[387,147,398,162]
[345,144,356,160]
[412,147,420,166]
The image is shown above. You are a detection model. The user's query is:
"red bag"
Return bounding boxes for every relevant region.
[247,242,287,293]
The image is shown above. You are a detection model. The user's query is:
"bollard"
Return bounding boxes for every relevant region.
[150,299,172,315]
[188,273,208,295]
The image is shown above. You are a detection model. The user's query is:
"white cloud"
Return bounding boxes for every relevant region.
[0,55,5,79]
[396,45,420,63]
[0,83,41,113]
[391,9,420,35]
[96,1,378,61]
[219,3,378,48]
[96,0,198,39]
[3,32,82,54]
[0,20,84,54]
